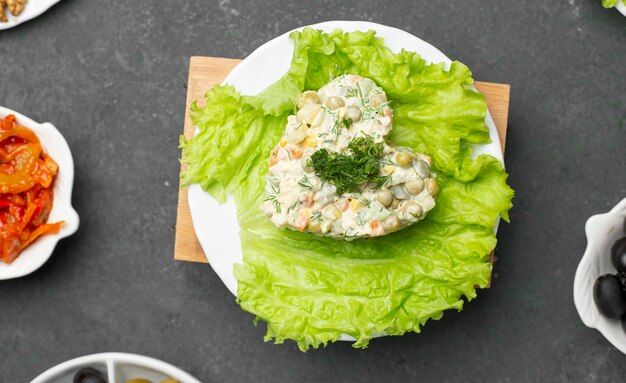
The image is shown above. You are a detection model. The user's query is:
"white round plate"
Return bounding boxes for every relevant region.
[188,21,503,298]
[574,197,626,354]
[616,1,626,17]
[0,0,60,30]
[31,352,202,383]
[0,107,79,280]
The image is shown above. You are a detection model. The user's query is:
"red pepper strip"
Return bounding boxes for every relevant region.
[16,221,64,255]
[14,190,37,234]
[0,115,16,131]
[6,193,25,206]
[0,145,28,163]
[0,199,10,209]
[0,126,40,145]
[0,143,41,194]
[2,235,21,264]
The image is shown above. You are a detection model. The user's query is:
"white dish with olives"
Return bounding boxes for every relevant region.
[263,75,438,239]
[31,352,201,383]
[574,197,626,355]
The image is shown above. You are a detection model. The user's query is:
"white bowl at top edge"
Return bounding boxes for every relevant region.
[31,352,202,383]
[0,107,79,280]
[574,197,626,354]
[187,20,504,298]
[0,0,61,30]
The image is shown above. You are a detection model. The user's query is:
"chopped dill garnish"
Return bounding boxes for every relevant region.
[343,227,361,240]
[307,136,389,195]
[331,117,352,138]
[310,213,323,222]
[298,175,313,190]
[356,214,365,226]
[331,118,342,137]
[287,201,299,213]
[344,87,359,99]
[263,184,281,213]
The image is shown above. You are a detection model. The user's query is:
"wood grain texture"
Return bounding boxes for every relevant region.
[175,56,510,264]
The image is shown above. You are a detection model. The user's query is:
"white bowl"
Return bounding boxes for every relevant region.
[574,197,626,354]
[187,20,504,298]
[616,1,626,17]
[0,107,79,280]
[31,352,202,383]
[0,0,61,30]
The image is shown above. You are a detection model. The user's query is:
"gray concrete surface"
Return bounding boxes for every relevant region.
[1,0,625,382]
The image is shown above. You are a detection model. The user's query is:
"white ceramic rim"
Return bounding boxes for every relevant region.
[0,106,79,280]
[574,197,626,354]
[31,352,202,383]
[188,20,504,299]
[0,0,61,30]
[616,1,626,17]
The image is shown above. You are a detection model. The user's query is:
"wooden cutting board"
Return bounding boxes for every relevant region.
[175,56,510,264]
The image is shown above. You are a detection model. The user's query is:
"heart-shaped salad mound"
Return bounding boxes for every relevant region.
[180,28,514,351]
[263,74,438,239]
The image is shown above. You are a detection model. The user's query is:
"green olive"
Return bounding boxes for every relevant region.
[383,215,401,231]
[376,189,393,207]
[404,202,423,218]
[346,105,361,122]
[395,152,413,167]
[369,93,387,108]
[325,96,345,109]
[426,178,439,196]
[297,91,321,109]
[405,179,424,195]
[390,198,401,209]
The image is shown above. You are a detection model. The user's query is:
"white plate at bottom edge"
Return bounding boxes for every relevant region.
[31,352,202,383]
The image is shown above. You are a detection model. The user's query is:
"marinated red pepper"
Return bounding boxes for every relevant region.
[0,115,63,264]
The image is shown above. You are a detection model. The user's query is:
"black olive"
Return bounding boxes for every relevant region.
[594,274,626,319]
[73,367,108,383]
[618,272,626,291]
[611,237,626,272]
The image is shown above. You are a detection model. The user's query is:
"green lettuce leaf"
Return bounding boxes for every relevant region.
[180,28,514,351]
[602,0,617,8]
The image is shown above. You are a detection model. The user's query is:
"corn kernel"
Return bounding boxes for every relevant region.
[382,165,396,175]
[350,199,365,212]
[304,137,318,147]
